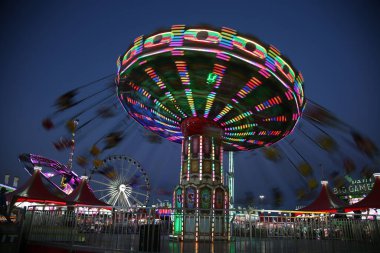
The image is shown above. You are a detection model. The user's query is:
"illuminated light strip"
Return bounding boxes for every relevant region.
[292,112,300,121]
[174,61,196,116]
[247,139,265,145]
[224,137,266,146]
[214,104,233,122]
[284,90,294,101]
[231,98,239,104]
[175,61,191,85]
[196,188,199,242]
[138,60,147,66]
[223,141,247,150]
[185,89,196,117]
[221,111,254,126]
[204,92,216,118]
[258,68,271,78]
[212,138,215,182]
[161,128,181,134]
[219,27,236,50]
[153,99,181,121]
[212,189,215,241]
[220,144,223,184]
[148,107,179,124]
[148,126,167,132]
[263,116,287,122]
[128,82,151,98]
[225,123,257,131]
[295,73,305,105]
[225,132,255,137]
[182,189,184,239]
[168,136,183,142]
[122,46,139,65]
[275,56,295,83]
[232,36,267,59]
[144,32,172,48]
[211,64,227,89]
[133,112,152,121]
[258,131,281,136]
[180,139,184,184]
[199,136,202,181]
[170,24,185,47]
[125,96,179,125]
[134,35,144,55]
[216,52,230,61]
[236,77,262,99]
[164,91,188,118]
[184,29,222,44]
[126,97,147,109]
[116,57,121,76]
[145,67,166,89]
[270,45,281,55]
[187,137,191,181]
[255,96,282,112]
[172,50,184,56]
[265,46,281,72]
[224,137,246,142]
[154,119,180,129]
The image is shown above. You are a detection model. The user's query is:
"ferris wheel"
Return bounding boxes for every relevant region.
[88,155,150,208]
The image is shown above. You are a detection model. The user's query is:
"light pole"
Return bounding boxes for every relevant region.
[259,195,265,209]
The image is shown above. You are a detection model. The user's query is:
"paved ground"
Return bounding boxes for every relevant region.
[26,237,380,253]
[160,239,380,253]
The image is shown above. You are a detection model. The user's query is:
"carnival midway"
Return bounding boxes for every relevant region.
[1,25,379,253]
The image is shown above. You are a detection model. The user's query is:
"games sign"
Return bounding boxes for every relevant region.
[333,177,374,196]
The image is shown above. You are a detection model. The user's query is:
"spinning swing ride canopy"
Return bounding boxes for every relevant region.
[116,25,305,151]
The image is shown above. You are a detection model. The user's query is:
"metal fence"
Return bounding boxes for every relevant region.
[19,206,380,253]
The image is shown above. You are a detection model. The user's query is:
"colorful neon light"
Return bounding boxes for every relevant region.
[235,77,262,99]
[117,25,305,151]
[255,96,282,112]
[199,136,203,181]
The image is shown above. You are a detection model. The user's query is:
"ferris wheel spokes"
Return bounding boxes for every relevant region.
[89,155,150,208]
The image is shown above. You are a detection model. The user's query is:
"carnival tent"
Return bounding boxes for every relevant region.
[345,173,380,211]
[6,168,67,205]
[65,176,110,207]
[299,181,346,213]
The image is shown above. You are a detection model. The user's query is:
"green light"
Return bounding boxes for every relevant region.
[207,73,218,84]
[174,213,183,234]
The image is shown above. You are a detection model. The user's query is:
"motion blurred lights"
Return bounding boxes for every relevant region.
[118,25,305,151]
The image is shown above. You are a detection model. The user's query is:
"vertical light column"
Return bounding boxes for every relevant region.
[180,136,184,184]
[228,151,234,209]
[195,189,199,242]
[220,145,223,184]
[212,137,215,182]
[211,189,215,242]
[181,189,185,239]
[199,136,203,181]
[187,137,191,181]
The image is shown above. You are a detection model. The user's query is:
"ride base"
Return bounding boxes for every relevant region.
[173,117,229,241]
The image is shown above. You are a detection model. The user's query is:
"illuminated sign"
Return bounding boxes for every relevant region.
[333,178,374,196]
